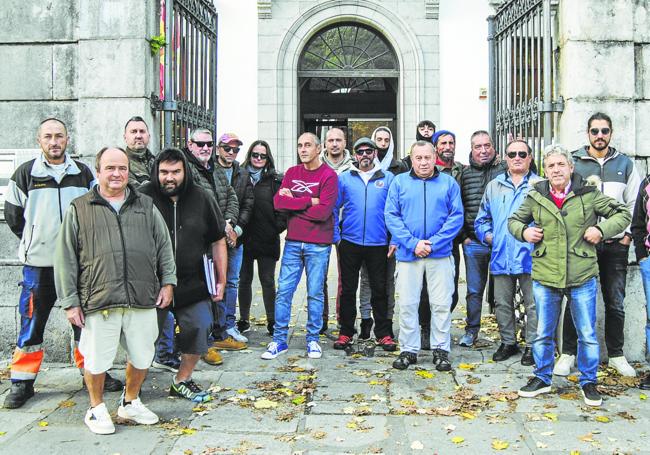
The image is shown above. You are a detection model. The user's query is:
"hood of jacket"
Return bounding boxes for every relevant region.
[148,148,194,199]
[321,149,353,172]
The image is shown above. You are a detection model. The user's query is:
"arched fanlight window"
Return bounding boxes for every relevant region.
[299,23,398,93]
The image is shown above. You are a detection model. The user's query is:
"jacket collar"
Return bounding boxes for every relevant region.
[573,145,618,162]
[31,153,81,178]
[408,166,440,180]
[534,172,595,199]
[89,183,140,207]
[350,166,386,181]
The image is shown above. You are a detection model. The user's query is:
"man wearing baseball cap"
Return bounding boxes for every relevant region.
[333,138,397,351]
[213,132,254,348]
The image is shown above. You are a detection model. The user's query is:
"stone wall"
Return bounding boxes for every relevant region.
[0,0,160,156]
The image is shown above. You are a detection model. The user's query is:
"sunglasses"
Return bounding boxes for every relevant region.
[355,148,375,156]
[506,151,529,159]
[193,140,213,148]
[221,145,240,154]
[251,152,268,160]
[589,127,611,136]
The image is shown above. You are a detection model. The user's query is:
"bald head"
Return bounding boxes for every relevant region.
[325,128,346,159]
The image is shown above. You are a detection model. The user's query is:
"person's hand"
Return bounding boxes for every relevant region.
[523,227,544,243]
[414,240,432,258]
[463,238,472,246]
[212,282,225,302]
[279,188,293,198]
[583,226,603,245]
[387,245,397,258]
[156,284,174,308]
[311,197,320,206]
[485,233,493,245]
[226,229,238,247]
[619,235,632,246]
[66,307,85,328]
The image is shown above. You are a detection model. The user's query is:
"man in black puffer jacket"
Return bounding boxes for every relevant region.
[458,130,506,347]
[140,148,227,402]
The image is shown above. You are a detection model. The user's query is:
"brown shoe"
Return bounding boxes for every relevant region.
[202,348,224,365]
[212,336,247,351]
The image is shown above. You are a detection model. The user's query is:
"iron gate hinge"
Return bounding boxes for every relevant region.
[150,93,178,113]
[538,96,564,113]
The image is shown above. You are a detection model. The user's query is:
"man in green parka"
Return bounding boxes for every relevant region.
[508,144,630,407]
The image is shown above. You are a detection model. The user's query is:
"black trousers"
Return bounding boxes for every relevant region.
[338,239,391,338]
[239,252,277,324]
[419,243,461,328]
[562,241,628,357]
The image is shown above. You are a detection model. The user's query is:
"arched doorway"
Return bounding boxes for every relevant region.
[298,22,399,157]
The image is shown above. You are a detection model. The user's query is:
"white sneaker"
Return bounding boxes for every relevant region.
[117,397,159,425]
[84,402,115,435]
[608,356,637,377]
[307,341,322,359]
[226,327,249,343]
[553,354,575,376]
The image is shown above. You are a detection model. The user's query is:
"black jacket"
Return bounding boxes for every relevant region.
[460,153,506,241]
[140,153,226,307]
[241,169,287,260]
[216,160,255,245]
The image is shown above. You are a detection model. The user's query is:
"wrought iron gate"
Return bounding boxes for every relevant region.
[157,0,218,148]
[488,0,563,165]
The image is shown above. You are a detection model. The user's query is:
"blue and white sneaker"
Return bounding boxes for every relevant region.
[307,341,322,359]
[261,342,288,360]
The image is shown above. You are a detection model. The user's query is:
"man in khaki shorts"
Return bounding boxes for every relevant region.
[55,147,176,435]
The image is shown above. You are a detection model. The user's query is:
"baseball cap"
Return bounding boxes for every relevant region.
[353,137,377,151]
[218,132,243,146]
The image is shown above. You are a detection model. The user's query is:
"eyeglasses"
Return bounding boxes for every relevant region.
[221,145,240,154]
[589,127,611,136]
[355,148,375,156]
[192,140,213,148]
[506,151,529,159]
[251,152,268,160]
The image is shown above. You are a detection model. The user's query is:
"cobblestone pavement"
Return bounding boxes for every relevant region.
[0,258,648,454]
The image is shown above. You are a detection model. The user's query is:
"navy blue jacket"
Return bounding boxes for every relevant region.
[385,168,463,262]
[334,168,394,246]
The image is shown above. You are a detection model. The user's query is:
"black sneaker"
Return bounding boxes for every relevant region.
[104,372,124,392]
[581,382,602,407]
[492,343,520,362]
[170,379,212,403]
[152,354,181,373]
[420,328,431,351]
[359,318,373,341]
[237,319,251,334]
[432,348,452,371]
[392,352,417,370]
[518,377,551,398]
[640,373,650,390]
[3,381,35,409]
[521,347,534,366]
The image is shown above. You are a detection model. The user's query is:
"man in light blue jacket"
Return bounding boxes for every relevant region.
[385,141,463,371]
[475,140,538,365]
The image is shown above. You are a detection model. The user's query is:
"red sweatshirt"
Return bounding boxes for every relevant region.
[273,162,338,244]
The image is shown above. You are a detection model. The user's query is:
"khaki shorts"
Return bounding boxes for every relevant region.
[79,307,158,374]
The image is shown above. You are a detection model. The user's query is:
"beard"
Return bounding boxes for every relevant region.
[590,138,609,151]
[438,151,454,163]
[160,182,181,197]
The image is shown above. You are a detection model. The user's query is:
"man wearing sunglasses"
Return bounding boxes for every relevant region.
[213,133,255,346]
[475,140,538,366]
[333,137,397,352]
[554,112,642,378]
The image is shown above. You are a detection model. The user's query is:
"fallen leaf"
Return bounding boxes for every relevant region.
[0,431,6,436]
[595,416,610,423]
[544,412,558,422]
[400,399,416,407]
[640,393,647,400]
[254,399,279,409]
[570,451,581,455]
[415,370,434,379]
[181,428,196,435]
[460,412,476,420]
[292,396,306,406]
[451,436,465,444]
[58,400,76,408]
[411,440,424,450]
[579,433,594,442]
[567,375,579,383]
[458,363,476,371]
[559,392,578,400]
[38,421,48,427]
[312,431,326,439]
[492,439,509,450]
[540,431,555,436]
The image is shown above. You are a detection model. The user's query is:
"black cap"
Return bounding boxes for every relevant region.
[353,137,377,151]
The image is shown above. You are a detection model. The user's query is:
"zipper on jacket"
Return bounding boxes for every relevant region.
[362,183,368,245]
[24,225,35,262]
[423,180,427,236]
[57,187,63,221]
[172,201,177,308]
[114,208,132,307]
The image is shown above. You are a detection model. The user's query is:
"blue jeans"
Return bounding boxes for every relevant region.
[214,244,244,338]
[155,311,176,359]
[462,239,491,333]
[532,278,599,387]
[273,241,331,345]
[638,258,650,358]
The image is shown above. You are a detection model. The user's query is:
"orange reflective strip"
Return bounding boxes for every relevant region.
[27,292,33,319]
[73,346,85,369]
[11,348,44,374]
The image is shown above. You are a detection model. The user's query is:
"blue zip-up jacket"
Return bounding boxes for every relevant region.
[334,168,394,246]
[475,172,537,275]
[385,168,463,262]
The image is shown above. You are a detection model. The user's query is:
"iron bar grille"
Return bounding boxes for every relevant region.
[162,0,218,148]
[489,0,560,167]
